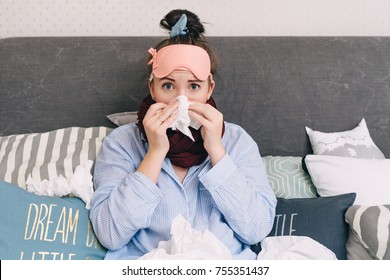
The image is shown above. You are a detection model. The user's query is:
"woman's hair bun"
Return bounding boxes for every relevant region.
[160,9,205,39]
[151,9,218,75]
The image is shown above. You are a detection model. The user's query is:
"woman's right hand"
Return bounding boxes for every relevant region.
[137,99,178,183]
[142,99,179,154]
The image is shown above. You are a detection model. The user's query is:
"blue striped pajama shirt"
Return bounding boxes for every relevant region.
[90,122,276,260]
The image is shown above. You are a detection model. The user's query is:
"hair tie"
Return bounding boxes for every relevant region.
[169,14,189,38]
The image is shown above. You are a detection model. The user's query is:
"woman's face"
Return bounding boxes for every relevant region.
[149,69,215,104]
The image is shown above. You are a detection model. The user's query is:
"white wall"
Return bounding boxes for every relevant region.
[1,0,390,38]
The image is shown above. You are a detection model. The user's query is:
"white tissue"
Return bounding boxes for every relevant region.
[257,236,337,260]
[26,160,94,209]
[139,215,233,260]
[169,96,201,141]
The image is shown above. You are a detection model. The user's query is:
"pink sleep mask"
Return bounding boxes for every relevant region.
[148,44,211,81]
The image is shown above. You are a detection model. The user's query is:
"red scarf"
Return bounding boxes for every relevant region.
[137,95,224,168]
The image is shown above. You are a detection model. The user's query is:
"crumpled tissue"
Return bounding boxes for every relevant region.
[26,160,94,209]
[139,215,233,260]
[169,96,201,141]
[257,236,337,260]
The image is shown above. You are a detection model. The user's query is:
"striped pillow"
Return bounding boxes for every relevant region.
[345,205,390,260]
[0,127,112,189]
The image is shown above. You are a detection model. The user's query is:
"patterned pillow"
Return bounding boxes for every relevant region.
[262,156,317,198]
[345,205,390,260]
[0,180,107,260]
[0,127,112,188]
[345,229,375,260]
[305,118,385,159]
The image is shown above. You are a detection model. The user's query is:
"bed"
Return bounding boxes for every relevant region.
[1,36,389,260]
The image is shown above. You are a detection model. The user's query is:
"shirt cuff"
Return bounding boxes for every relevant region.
[199,153,238,192]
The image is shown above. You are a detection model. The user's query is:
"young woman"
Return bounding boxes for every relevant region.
[90,9,276,260]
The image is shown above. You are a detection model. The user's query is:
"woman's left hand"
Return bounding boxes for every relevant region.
[189,101,226,165]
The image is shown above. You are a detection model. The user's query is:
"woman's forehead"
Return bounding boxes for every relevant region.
[159,69,205,82]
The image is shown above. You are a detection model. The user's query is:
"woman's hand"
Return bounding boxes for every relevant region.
[189,101,226,165]
[137,99,178,183]
[142,99,178,154]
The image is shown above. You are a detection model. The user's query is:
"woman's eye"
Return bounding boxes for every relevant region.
[190,84,200,90]
[162,83,174,90]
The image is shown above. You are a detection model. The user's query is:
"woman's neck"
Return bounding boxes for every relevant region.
[172,164,188,183]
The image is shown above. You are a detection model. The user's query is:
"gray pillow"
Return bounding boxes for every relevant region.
[345,205,390,260]
[305,118,385,159]
[107,111,138,126]
[0,127,112,189]
[346,229,375,260]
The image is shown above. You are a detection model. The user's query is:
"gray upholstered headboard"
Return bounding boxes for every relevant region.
[1,37,390,157]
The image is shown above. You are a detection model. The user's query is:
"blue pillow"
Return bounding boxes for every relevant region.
[0,180,107,260]
[252,193,356,260]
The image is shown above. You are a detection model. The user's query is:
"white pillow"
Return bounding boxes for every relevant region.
[305,155,390,206]
[305,118,385,159]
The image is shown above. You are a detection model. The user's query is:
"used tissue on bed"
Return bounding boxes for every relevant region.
[257,236,337,260]
[26,160,94,209]
[169,96,201,141]
[139,215,233,260]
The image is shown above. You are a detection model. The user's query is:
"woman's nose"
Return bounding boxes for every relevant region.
[177,90,189,99]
